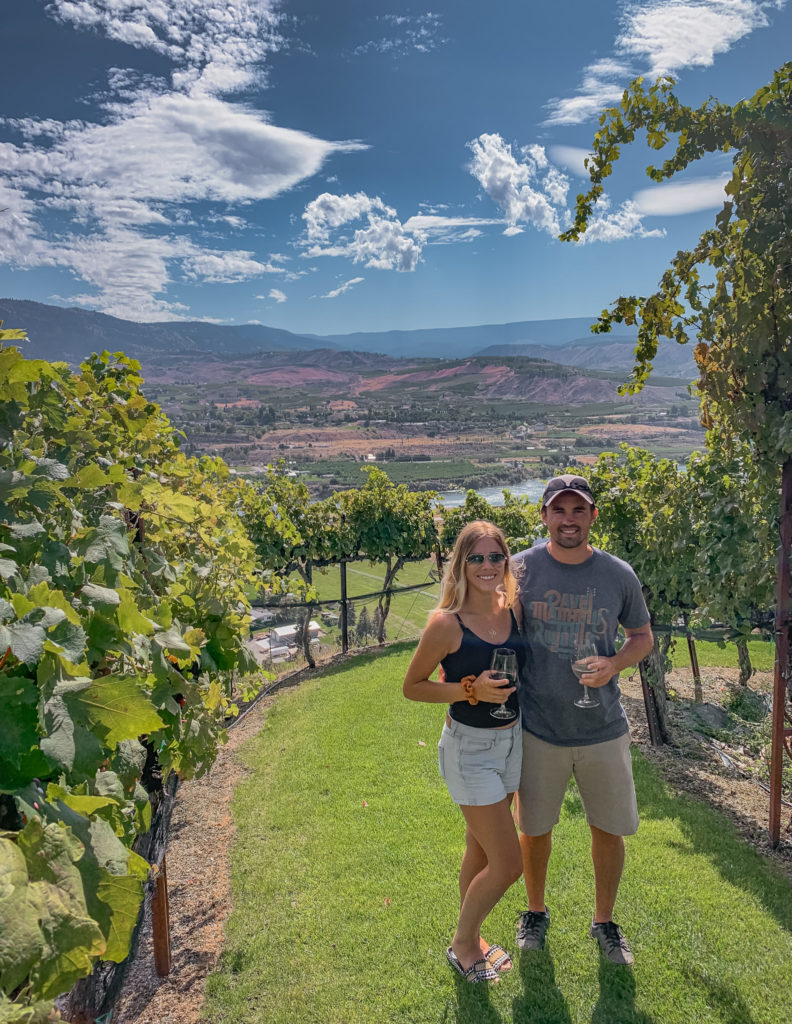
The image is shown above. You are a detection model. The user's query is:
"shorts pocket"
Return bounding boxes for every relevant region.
[459,734,495,756]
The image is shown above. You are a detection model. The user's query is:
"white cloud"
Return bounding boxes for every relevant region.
[322,277,364,299]
[545,0,779,125]
[0,5,367,319]
[621,0,772,77]
[632,175,730,214]
[575,198,666,244]
[402,214,503,233]
[182,248,280,283]
[354,13,446,56]
[3,93,363,207]
[549,145,594,177]
[466,133,666,245]
[303,192,391,241]
[467,134,570,236]
[302,192,424,272]
[48,0,283,95]
[268,288,287,303]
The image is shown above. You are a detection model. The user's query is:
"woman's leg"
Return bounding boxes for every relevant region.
[450,796,523,971]
[460,797,517,967]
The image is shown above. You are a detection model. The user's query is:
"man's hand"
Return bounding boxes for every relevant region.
[576,625,654,689]
[576,656,617,688]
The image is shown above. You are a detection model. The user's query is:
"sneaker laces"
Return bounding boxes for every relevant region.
[597,921,627,953]
[518,911,547,937]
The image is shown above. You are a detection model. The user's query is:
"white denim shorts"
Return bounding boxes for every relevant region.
[438,717,523,807]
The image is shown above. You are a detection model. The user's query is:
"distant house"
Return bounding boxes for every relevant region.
[270,621,322,645]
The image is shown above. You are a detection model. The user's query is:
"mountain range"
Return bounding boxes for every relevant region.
[0,298,697,380]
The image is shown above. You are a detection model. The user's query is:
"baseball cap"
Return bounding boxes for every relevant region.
[541,474,595,508]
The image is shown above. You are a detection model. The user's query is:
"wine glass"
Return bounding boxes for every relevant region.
[571,641,600,709]
[490,647,518,720]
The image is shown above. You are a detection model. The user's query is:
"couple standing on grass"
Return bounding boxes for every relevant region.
[403,474,654,983]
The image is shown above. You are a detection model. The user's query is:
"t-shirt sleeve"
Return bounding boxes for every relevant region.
[619,564,651,629]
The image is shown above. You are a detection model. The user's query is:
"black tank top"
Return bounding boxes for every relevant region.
[440,609,527,728]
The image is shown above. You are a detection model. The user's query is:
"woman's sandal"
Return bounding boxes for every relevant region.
[446,947,499,983]
[484,943,513,972]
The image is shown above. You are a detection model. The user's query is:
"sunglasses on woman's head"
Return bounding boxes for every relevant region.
[465,552,507,565]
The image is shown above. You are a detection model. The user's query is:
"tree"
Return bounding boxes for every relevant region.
[340,468,437,643]
[439,489,542,553]
[589,447,696,740]
[356,606,373,646]
[563,63,792,840]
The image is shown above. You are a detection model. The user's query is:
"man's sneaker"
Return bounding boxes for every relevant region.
[589,920,634,965]
[515,908,550,950]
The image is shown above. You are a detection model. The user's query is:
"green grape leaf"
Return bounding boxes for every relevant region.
[0,677,39,770]
[117,591,156,636]
[66,676,165,748]
[0,470,31,502]
[80,583,120,607]
[0,559,19,581]
[43,619,86,663]
[93,770,125,802]
[154,625,191,654]
[8,521,45,540]
[39,695,76,773]
[64,465,112,489]
[28,879,105,998]
[94,869,144,962]
[32,458,70,482]
[0,622,46,665]
[109,739,147,790]
[0,838,44,995]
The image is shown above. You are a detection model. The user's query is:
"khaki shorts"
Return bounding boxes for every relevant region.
[517,730,639,837]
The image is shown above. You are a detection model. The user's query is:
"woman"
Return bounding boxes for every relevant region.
[403,520,527,983]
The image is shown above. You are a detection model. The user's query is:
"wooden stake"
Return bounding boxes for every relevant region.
[152,855,172,977]
[769,458,792,846]
[638,661,664,747]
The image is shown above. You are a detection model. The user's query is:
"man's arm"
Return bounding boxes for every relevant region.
[581,623,654,689]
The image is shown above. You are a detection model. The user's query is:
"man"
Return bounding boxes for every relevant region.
[512,474,653,965]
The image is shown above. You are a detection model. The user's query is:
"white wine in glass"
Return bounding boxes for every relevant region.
[489,647,518,721]
[572,641,600,709]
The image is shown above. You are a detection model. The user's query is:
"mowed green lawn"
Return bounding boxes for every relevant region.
[204,645,792,1024]
[311,558,440,641]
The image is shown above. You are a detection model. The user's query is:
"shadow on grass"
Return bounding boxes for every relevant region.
[680,965,758,1024]
[591,960,655,1024]
[449,970,502,1024]
[511,950,572,1024]
[633,751,792,935]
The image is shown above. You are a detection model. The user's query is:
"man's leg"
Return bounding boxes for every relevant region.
[515,733,571,949]
[519,829,552,912]
[590,824,624,923]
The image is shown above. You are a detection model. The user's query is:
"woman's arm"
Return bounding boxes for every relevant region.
[403,613,467,703]
[403,613,516,705]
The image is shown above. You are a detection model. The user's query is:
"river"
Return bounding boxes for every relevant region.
[435,478,546,508]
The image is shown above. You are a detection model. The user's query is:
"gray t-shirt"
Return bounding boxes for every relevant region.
[512,544,650,747]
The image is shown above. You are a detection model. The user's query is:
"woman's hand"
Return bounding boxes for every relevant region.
[472,669,516,704]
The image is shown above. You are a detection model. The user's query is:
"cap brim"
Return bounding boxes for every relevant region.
[543,488,595,507]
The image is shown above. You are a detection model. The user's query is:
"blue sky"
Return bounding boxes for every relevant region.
[0,0,789,334]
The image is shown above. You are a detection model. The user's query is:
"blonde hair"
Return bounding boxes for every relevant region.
[436,520,518,614]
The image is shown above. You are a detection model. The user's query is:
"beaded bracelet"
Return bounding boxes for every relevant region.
[460,674,478,705]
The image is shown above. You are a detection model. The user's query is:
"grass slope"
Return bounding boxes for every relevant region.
[205,646,792,1024]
